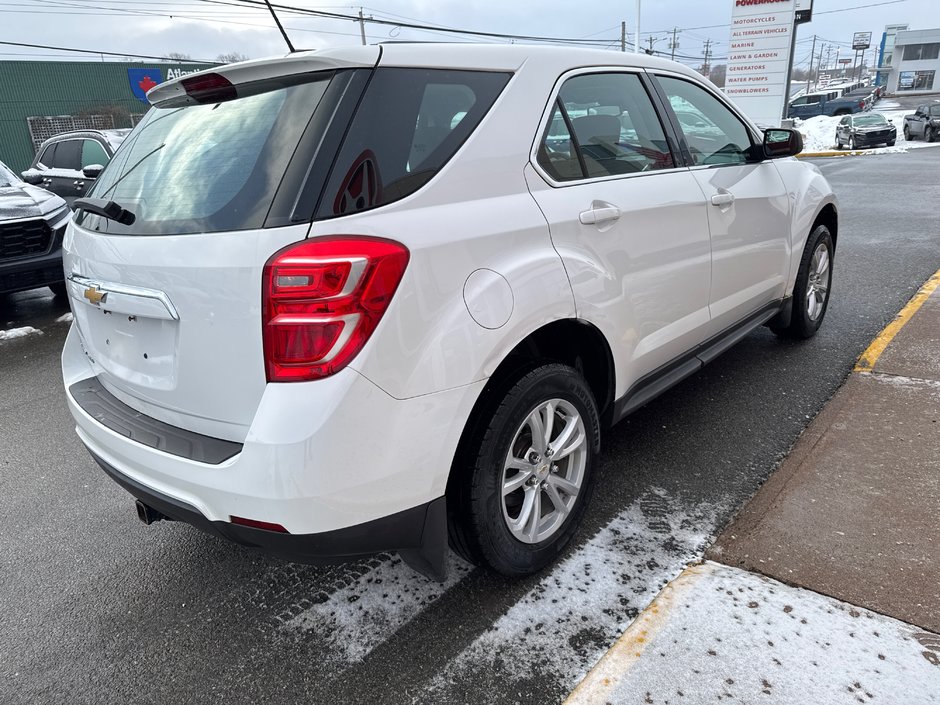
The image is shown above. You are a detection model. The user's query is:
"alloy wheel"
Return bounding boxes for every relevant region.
[805,241,831,322]
[501,399,587,544]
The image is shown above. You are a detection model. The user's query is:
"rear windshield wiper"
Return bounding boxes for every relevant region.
[74,197,136,225]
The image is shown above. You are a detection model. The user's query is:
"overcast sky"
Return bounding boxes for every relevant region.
[3,0,938,70]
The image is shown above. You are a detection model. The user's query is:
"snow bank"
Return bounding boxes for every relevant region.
[0,326,42,341]
[56,312,73,323]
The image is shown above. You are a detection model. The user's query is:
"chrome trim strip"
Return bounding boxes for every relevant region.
[66,272,180,320]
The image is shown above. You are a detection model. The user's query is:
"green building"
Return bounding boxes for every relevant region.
[0,59,217,172]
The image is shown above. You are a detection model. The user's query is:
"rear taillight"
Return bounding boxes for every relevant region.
[180,72,236,104]
[262,236,410,382]
[859,101,865,109]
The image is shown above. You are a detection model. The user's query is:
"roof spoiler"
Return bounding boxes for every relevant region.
[147,47,381,108]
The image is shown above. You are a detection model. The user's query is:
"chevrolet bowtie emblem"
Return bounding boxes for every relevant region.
[83,285,107,305]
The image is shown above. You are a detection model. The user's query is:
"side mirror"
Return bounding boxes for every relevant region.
[21,169,43,185]
[82,164,104,179]
[763,128,803,158]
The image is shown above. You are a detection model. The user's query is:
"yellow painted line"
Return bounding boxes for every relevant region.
[563,564,707,705]
[855,268,940,372]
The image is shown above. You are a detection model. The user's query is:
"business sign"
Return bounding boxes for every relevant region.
[795,0,813,25]
[127,66,205,103]
[852,32,872,50]
[838,58,852,65]
[725,0,800,127]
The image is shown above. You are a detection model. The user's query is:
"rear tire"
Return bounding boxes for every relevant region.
[774,224,834,340]
[927,127,935,143]
[903,125,911,141]
[448,363,600,577]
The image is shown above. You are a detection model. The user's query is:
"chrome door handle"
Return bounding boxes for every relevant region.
[710,192,735,207]
[579,205,621,225]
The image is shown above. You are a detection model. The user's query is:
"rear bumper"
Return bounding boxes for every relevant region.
[89,447,444,565]
[62,323,483,538]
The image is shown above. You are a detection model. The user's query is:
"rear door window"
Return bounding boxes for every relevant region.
[536,71,675,182]
[316,68,510,219]
[37,143,57,168]
[50,140,81,171]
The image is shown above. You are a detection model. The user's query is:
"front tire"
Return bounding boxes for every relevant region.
[903,125,911,141]
[927,127,935,143]
[448,364,600,576]
[775,224,834,340]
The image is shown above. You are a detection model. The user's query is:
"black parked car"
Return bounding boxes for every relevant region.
[21,129,129,207]
[835,113,897,150]
[0,160,71,296]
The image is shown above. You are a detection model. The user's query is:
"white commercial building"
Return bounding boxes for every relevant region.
[884,28,940,94]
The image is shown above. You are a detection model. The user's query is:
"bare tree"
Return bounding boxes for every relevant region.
[708,64,726,87]
[166,51,192,61]
[217,52,250,64]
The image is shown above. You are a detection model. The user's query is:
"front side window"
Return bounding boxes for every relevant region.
[536,72,674,182]
[81,139,110,168]
[317,68,510,219]
[657,75,753,166]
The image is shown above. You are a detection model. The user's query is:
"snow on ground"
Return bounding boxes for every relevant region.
[282,553,473,666]
[0,326,42,341]
[796,108,938,155]
[56,312,73,323]
[569,562,940,705]
[419,488,730,703]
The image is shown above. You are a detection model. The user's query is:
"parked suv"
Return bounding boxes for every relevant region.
[902,103,940,142]
[0,160,70,295]
[22,129,130,207]
[61,45,837,580]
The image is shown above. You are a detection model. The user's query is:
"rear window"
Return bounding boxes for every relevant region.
[315,68,510,219]
[77,74,335,235]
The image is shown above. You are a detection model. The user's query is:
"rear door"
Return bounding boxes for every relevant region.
[525,69,712,393]
[43,139,83,206]
[651,72,791,333]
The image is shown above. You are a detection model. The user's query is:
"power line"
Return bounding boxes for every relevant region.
[0,39,217,63]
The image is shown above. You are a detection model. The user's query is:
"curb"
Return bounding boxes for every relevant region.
[797,149,875,158]
[855,268,940,371]
[563,564,707,705]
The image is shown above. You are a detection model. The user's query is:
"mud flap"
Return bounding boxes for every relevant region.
[766,295,793,331]
[398,496,449,582]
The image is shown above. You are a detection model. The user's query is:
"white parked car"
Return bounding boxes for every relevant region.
[61,45,837,580]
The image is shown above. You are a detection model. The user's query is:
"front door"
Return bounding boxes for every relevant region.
[653,73,791,333]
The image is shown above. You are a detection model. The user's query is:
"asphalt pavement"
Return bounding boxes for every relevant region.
[1,148,939,705]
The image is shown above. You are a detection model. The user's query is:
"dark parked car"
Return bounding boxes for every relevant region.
[902,103,940,142]
[21,129,129,207]
[835,113,897,150]
[0,160,70,295]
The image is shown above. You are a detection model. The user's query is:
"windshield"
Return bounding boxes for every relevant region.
[854,115,888,126]
[78,74,333,235]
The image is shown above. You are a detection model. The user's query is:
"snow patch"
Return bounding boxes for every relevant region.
[420,488,730,702]
[0,326,42,340]
[868,372,940,391]
[580,562,940,704]
[56,312,74,323]
[283,554,472,665]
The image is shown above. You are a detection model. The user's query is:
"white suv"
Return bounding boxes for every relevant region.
[61,45,837,580]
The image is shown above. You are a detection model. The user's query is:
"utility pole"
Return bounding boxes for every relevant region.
[634,0,641,53]
[358,7,367,46]
[703,38,712,76]
[817,43,825,87]
[647,36,657,55]
[806,34,816,93]
[669,27,679,61]
[621,21,626,52]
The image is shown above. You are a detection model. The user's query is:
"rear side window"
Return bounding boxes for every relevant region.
[316,68,510,219]
[37,143,57,168]
[78,74,336,235]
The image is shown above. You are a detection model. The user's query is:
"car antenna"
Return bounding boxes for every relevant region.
[263,0,296,53]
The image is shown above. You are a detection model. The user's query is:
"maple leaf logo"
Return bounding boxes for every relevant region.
[138,75,158,93]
